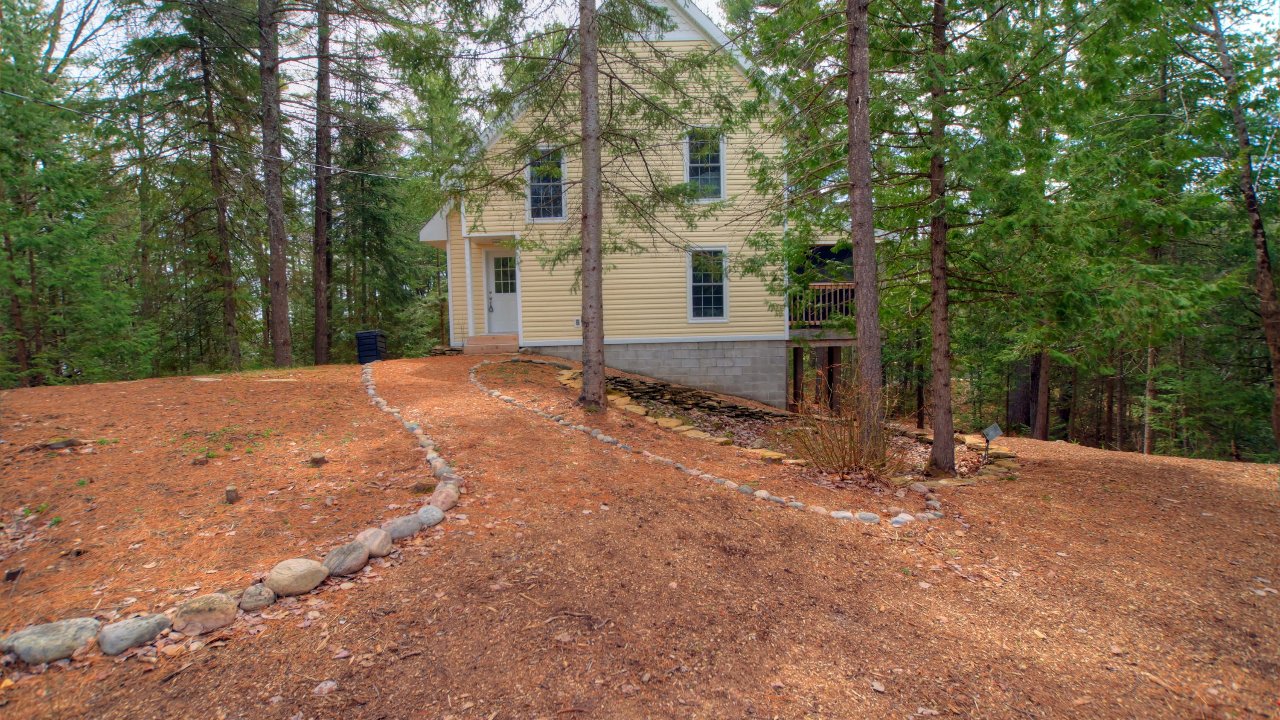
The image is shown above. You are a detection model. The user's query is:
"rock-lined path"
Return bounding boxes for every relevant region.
[0,364,467,666]
[3,355,1277,719]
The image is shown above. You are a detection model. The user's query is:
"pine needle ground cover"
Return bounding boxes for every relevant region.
[0,367,423,630]
[0,357,1276,718]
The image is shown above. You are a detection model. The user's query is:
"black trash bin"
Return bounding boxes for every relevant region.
[356,330,387,364]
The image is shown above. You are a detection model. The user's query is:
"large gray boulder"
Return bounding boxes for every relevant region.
[355,528,392,558]
[429,484,460,512]
[380,515,423,540]
[98,614,170,655]
[173,593,237,635]
[417,505,445,528]
[239,583,276,612]
[265,558,329,596]
[322,542,369,577]
[1,617,100,664]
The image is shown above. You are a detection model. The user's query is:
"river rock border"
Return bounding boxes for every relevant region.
[0,363,465,670]
[471,358,950,529]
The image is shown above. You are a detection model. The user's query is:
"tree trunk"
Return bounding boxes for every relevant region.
[312,0,332,365]
[1066,365,1079,442]
[25,248,42,380]
[3,232,30,386]
[260,264,272,355]
[1203,5,1280,449]
[914,338,925,430]
[845,0,883,448]
[1007,359,1033,429]
[1033,349,1050,439]
[258,0,292,366]
[1116,362,1128,451]
[197,26,241,370]
[925,0,954,474]
[1103,373,1115,450]
[134,111,155,328]
[577,0,606,411]
[1143,346,1156,454]
[790,346,804,411]
[1091,375,1103,446]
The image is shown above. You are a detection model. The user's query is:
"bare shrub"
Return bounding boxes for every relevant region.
[784,380,908,484]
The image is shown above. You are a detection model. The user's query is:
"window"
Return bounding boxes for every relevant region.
[686,129,723,200]
[492,256,516,294]
[528,148,564,220]
[689,249,727,320]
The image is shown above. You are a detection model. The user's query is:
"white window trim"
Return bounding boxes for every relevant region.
[526,145,567,223]
[683,129,726,203]
[687,245,730,324]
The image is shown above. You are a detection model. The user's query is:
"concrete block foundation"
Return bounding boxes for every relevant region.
[532,340,787,408]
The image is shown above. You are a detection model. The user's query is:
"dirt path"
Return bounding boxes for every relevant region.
[3,356,1277,719]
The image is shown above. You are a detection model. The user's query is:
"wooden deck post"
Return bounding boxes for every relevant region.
[815,346,831,408]
[790,346,804,411]
[827,346,841,413]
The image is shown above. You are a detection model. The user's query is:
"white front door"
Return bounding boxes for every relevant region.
[484,250,517,334]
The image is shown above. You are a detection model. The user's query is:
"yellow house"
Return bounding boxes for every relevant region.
[419,0,846,408]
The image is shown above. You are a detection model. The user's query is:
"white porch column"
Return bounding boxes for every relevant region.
[464,237,475,338]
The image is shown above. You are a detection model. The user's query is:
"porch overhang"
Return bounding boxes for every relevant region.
[418,204,450,249]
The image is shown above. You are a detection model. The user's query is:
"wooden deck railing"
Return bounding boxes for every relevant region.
[789,282,855,328]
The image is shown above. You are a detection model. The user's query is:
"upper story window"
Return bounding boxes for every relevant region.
[689,248,727,320]
[686,129,723,201]
[528,148,565,220]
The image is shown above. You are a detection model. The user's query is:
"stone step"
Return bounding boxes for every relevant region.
[463,335,518,354]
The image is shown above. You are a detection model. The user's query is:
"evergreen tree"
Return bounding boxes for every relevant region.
[1,0,149,384]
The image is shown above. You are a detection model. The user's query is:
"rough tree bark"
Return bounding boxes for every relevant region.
[257,0,292,366]
[1033,349,1050,440]
[1116,362,1128,451]
[1067,366,1079,442]
[1103,372,1115,449]
[25,249,41,367]
[259,261,272,356]
[197,25,241,369]
[845,0,883,447]
[926,0,955,473]
[914,330,925,429]
[577,0,606,411]
[1199,5,1280,449]
[3,231,30,386]
[133,112,155,328]
[1143,346,1156,453]
[312,0,332,365]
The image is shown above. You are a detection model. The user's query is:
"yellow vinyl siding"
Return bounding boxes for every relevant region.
[446,213,518,339]
[450,38,784,344]
[519,246,780,342]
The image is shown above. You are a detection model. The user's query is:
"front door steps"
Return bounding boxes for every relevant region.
[462,334,518,355]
